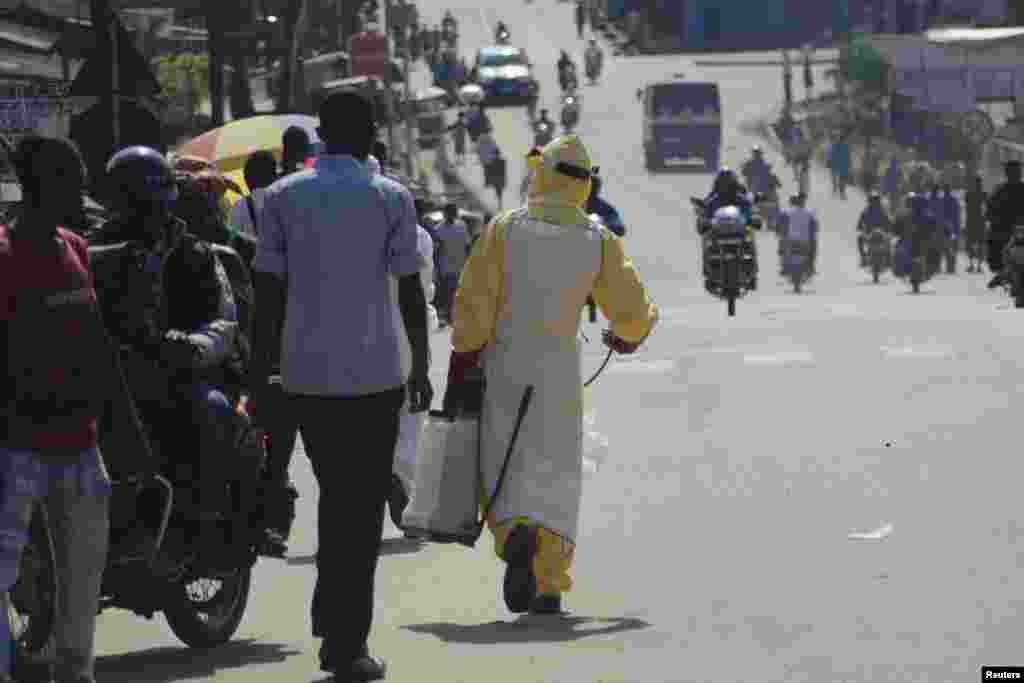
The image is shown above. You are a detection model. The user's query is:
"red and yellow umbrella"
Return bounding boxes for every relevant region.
[175,114,323,175]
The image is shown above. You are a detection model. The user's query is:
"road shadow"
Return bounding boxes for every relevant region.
[286,538,425,566]
[95,639,300,683]
[899,289,938,296]
[403,614,651,644]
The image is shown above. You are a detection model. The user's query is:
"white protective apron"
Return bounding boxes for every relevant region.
[479,211,602,543]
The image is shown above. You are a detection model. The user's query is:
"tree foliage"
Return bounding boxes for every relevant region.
[153,52,210,119]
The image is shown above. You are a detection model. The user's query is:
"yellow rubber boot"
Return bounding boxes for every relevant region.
[490,518,574,613]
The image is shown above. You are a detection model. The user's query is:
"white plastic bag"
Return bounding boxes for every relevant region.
[582,409,610,477]
[402,412,482,546]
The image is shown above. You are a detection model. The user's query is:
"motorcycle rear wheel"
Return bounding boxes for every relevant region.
[872,262,881,283]
[164,563,252,648]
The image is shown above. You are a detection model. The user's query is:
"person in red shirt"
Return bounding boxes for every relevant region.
[0,136,130,683]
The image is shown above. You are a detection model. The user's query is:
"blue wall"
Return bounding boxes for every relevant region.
[681,0,847,50]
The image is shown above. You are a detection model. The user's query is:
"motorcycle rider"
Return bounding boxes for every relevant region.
[586,170,625,236]
[495,20,509,42]
[903,192,942,277]
[986,160,1024,289]
[700,168,753,227]
[584,38,603,81]
[939,183,961,274]
[856,192,892,267]
[964,174,987,273]
[740,146,778,198]
[561,92,580,131]
[778,192,818,276]
[702,206,756,294]
[534,108,555,146]
[558,50,577,92]
[87,146,244,561]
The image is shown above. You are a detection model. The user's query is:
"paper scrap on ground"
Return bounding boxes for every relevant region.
[848,523,894,540]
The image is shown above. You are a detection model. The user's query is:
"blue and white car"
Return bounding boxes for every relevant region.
[473,46,534,100]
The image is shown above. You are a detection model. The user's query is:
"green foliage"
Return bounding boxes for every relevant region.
[153,52,210,118]
[845,34,887,92]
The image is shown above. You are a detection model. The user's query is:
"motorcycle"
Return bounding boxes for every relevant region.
[781,239,813,293]
[864,226,892,284]
[1001,224,1024,308]
[893,236,937,294]
[561,94,580,132]
[9,371,276,660]
[559,63,578,93]
[691,197,761,317]
[534,119,554,147]
[496,27,510,44]
[752,191,780,234]
[585,51,601,84]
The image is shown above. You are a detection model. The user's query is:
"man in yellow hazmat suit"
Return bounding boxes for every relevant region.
[445,134,658,614]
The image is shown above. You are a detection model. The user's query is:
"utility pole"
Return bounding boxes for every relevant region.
[385,0,396,162]
[90,0,119,149]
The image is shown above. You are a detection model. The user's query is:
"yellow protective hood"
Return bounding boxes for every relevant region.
[526,135,593,225]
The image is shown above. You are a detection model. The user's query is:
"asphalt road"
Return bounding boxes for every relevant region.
[93,3,1024,682]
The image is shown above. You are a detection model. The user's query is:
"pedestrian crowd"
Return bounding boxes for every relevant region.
[0,86,656,683]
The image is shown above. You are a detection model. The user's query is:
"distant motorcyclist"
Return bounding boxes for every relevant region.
[700,168,753,228]
[905,192,943,274]
[586,171,625,237]
[560,92,580,131]
[740,146,778,198]
[986,160,1024,288]
[584,39,603,82]
[938,183,961,274]
[88,146,243,559]
[702,205,757,293]
[964,174,987,273]
[856,192,892,266]
[495,20,510,43]
[778,192,818,276]
[534,109,555,146]
[558,51,577,92]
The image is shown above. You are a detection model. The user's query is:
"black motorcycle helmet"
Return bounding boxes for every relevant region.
[105,146,178,216]
[713,167,739,195]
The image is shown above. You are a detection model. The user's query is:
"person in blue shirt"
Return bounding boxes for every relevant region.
[585,171,625,236]
[856,192,892,266]
[701,168,753,227]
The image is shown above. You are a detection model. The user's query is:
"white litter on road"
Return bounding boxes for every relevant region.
[743,350,815,366]
[848,523,894,540]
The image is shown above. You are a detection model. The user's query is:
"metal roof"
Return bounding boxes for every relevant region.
[926,26,1024,47]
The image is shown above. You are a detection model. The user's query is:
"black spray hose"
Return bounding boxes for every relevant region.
[583,294,613,387]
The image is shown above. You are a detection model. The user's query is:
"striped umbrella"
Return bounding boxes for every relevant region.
[175,114,324,174]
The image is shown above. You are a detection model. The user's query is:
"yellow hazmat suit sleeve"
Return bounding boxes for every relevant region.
[451,214,508,353]
[592,230,659,344]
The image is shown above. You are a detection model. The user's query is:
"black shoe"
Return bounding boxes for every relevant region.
[388,474,410,530]
[749,277,758,291]
[320,644,386,682]
[502,524,538,613]
[988,274,1004,289]
[529,594,562,614]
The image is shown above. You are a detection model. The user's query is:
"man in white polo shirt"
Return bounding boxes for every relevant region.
[247,91,433,682]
